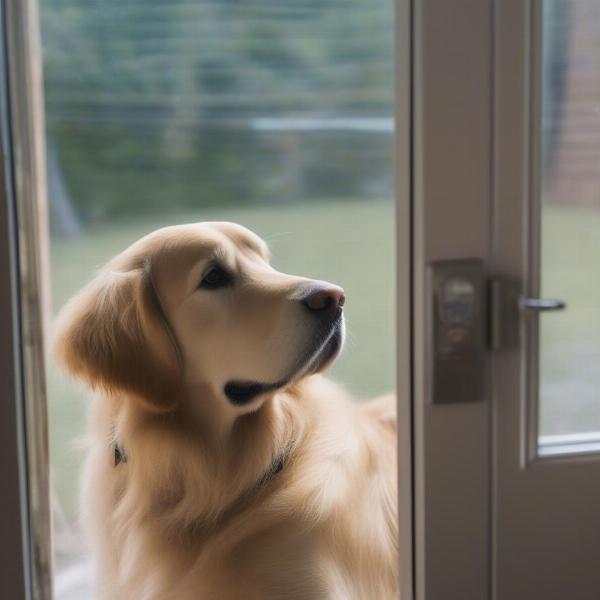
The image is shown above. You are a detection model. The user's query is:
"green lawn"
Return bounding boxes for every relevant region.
[539,205,600,436]
[48,199,396,518]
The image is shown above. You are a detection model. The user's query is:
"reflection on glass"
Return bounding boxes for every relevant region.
[539,1,600,439]
[41,1,395,596]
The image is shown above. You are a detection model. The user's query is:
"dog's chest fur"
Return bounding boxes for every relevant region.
[82,377,398,600]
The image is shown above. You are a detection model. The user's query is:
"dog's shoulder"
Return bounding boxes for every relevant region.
[359,393,397,433]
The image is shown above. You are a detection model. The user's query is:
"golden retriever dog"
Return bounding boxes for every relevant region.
[54,222,398,599]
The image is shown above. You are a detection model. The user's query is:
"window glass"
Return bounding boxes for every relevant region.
[538,0,600,445]
[41,0,395,595]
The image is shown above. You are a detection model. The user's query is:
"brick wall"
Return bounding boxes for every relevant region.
[546,1,600,208]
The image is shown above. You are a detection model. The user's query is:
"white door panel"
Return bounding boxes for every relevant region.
[415,1,600,598]
[493,1,600,599]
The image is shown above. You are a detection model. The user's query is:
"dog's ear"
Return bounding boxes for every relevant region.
[53,260,181,412]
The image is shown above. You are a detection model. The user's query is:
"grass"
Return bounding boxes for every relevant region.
[539,204,600,435]
[47,198,396,518]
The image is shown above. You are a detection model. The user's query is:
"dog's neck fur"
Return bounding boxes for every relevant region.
[103,382,308,532]
[111,415,292,492]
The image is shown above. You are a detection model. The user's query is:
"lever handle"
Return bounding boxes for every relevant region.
[520,297,566,312]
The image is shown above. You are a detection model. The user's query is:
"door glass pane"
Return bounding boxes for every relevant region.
[539,0,600,448]
[41,0,395,595]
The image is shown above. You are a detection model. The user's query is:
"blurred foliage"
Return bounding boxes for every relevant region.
[40,0,395,223]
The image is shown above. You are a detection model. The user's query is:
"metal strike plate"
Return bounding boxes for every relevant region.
[429,259,486,404]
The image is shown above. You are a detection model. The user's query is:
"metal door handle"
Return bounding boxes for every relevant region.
[520,297,566,312]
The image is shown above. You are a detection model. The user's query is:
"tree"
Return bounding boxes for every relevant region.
[41,0,395,222]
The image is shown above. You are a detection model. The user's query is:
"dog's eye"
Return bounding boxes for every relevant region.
[199,265,232,290]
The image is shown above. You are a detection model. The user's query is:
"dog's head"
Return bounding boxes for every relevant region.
[54,222,345,423]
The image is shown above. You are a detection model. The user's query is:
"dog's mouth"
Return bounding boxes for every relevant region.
[224,314,344,406]
[224,380,284,406]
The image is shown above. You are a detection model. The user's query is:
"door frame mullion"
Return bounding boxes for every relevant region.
[1,0,53,597]
[412,1,494,598]
[396,0,415,598]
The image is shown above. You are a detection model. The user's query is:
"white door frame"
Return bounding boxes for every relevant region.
[412,0,493,598]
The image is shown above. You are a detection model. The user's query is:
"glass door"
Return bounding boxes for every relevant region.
[35,0,408,598]
[2,0,413,596]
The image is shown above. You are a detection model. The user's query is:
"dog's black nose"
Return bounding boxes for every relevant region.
[302,286,345,319]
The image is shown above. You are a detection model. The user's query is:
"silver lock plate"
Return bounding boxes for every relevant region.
[429,259,486,404]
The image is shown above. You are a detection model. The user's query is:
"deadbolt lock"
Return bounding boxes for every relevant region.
[429,260,566,404]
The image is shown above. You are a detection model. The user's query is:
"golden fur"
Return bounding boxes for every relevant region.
[54,222,398,599]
